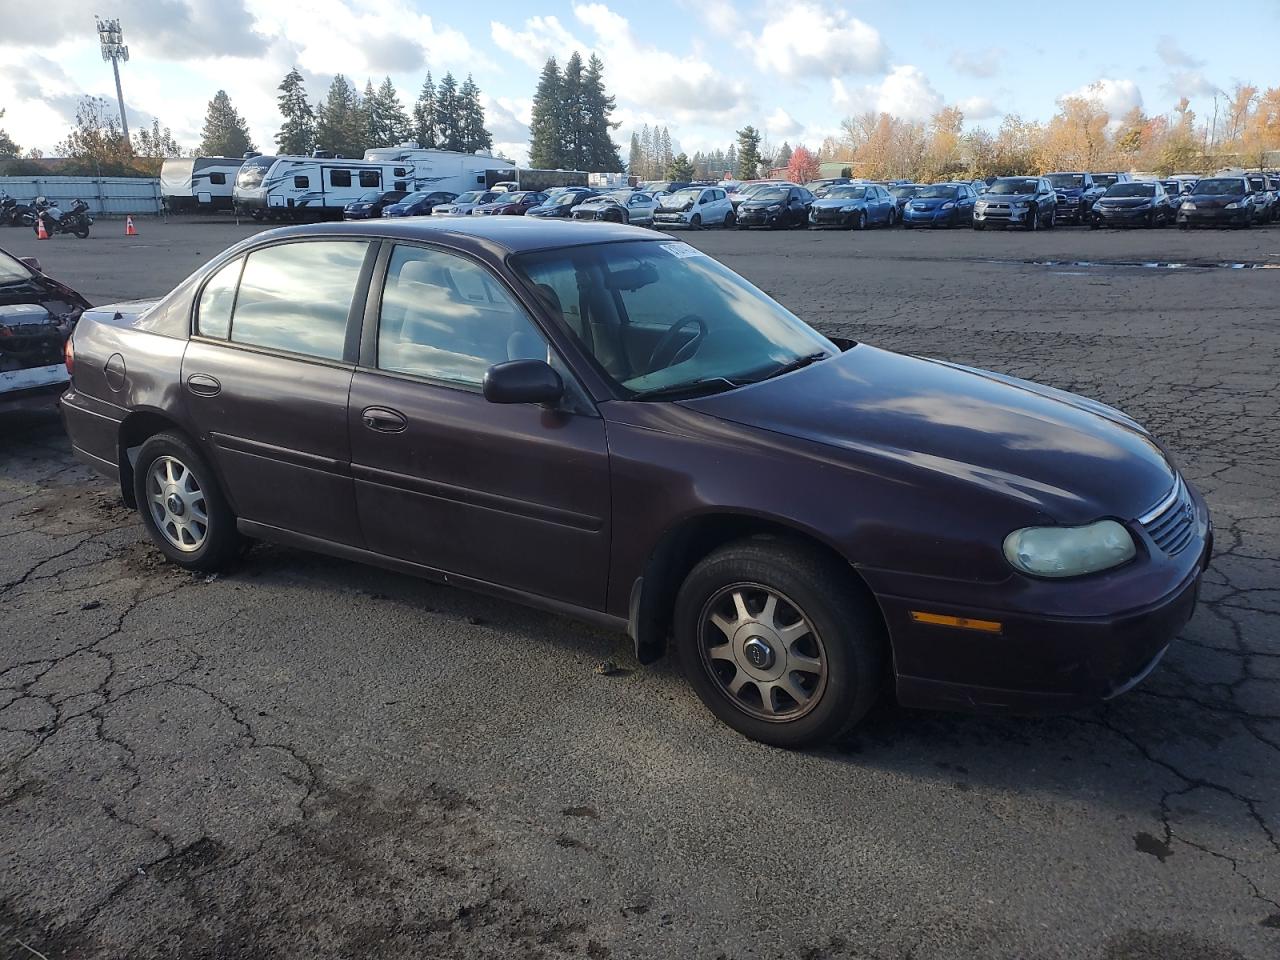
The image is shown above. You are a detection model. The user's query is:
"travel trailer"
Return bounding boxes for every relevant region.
[365,146,588,193]
[160,157,247,211]
[233,148,516,219]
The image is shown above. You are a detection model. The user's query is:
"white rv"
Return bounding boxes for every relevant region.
[160,157,247,211]
[234,148,516,220]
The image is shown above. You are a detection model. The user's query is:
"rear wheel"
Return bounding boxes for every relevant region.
[133,432,241,572]
[724,210,735,227]
[674,539,885,748]
[1045,208,1056,229]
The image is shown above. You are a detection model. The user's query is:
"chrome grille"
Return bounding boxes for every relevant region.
[1138,476,1196,556]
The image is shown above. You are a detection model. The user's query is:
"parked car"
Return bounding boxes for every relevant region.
[730,182,800,211]
[569,191,659,226]
[1045,173,1106,225]
[653,186,736,228]
[733,186,814,229]
[1,247,91,408]
[1177,176,1256,228]
[60,218,1212,747]
[973,177,1058,230]
[806,178,851,197]
[380,191,458,219]
[431,191,502,217]
[527,187,599,219]
[343,190,410,220]
[640,181,693,202]
[885,184,922,222]
[901,182,980,228]
[471,192,549,216]
[806,183,895,230]
[1244,173,1277,222]
[1090,181,1174,228]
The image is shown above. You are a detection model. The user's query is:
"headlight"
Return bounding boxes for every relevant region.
[840,205,858,213]
[1010,201,1028,210]
[1225,201,1241,209]
[1003,519,1136,578]
[941,201,954,210]
[767,204,781,212]
[1182,202,1196,210]
[975,201,987,211]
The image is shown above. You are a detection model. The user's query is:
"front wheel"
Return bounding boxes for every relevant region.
[690,214,702,229]
[134,432,242,572]
[675,539,885,747]
[853,211,867,231]
[1026,205,1039,231]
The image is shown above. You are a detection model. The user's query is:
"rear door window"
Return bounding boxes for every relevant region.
[229,241,370,361]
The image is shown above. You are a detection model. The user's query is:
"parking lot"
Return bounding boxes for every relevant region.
[2,219,1278,959]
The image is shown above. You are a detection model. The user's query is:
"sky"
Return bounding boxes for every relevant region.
[0,0,1275,167]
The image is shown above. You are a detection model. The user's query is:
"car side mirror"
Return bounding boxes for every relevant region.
[483,359,563,405]
[19,257,41,272]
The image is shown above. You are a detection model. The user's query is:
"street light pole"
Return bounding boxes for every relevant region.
[96,17,130,145]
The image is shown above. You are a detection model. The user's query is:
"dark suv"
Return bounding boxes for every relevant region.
[1045,173,1106,224]
[59,219,1210,747]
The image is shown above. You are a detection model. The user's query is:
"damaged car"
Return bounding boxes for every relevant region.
[0,247,91,407]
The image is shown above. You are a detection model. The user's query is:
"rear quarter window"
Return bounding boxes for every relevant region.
[196,258,243,340]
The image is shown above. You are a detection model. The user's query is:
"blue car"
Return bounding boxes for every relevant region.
[807,183,897,229]
[901,182,980,229]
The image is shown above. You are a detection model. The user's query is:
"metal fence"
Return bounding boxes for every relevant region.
[0,176,161,216]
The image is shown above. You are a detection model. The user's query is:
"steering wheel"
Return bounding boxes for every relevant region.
[647,314,707,373]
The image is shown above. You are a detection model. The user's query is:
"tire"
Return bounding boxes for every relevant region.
[1090,217,1100,230]
[75,225,90,239]
[1145,211,1156,229]
[691,214,702,229]
[973,221,986,231]
[133,432,241,573]
[1027,205,1039,231]
[854,211,867,231]
[674,538,885,748]
[724,210,735,227]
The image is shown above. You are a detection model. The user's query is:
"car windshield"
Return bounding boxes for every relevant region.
[401,192,433,203]
[512,240,835,399]
[356,191,381,202]
[825,186,867,199]
[668,188,701,203]
[1092,174,1120,187]
[1047,174,1085,188]
[0,250,33,284]
[988,179,1039,195]
[888,185,920,198]
[608,190,635,202]
[1106,183,1156,197]
[1193,178,1246,195]
[454,192,481,203]
[917,185,958,199]
[752,188,789,200]
[1247,177,1266,190]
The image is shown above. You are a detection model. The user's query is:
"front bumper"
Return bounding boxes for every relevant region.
[343,209,375,220]
[902,207,956,226]
[1095,206,1155,224]
[973,206,1031,225]
[738,209,783,227]
[1179,207,1250,225]
[653,213,692,227]
[871,487,1212,714]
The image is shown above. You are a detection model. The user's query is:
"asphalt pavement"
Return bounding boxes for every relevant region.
[2,217,1278,959]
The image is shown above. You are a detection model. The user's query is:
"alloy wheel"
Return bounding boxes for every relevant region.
[698,583,828,722]
[146,456,209,553]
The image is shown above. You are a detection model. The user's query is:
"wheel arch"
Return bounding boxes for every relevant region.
[116,409,197,509]
[628,511,882,665]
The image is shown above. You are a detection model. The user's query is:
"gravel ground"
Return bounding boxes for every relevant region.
[1,219,1278,960]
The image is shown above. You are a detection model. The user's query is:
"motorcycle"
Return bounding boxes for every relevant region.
[1,193,35,227]
[32,198,93,239]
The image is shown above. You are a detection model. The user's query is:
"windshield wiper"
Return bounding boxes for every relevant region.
[634,376,743,401]
[747,351,831,383]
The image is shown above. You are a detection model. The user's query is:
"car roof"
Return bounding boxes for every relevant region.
[251,217,660,256]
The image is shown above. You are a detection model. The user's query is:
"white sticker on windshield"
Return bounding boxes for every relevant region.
[660,242,707,260]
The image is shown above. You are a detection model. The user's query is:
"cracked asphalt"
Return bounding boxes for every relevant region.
[2,220,1278,959]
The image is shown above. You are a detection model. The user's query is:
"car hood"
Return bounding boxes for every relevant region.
[384,204,409,213]
[811,197,862,209]
[1098,196,1153,207]
[907,197,951,209]
[980,192,1034,203]
[681,344,1174,524]
[1187,194,1245,207]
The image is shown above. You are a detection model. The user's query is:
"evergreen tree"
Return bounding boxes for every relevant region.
[458,75,492,153]
[736,125,762,179]
[529,57,564,168]
[199,90,255,157]
[667,153,694,181]
[639,125,653,178]
[315,75,364,158]
[435,73,462,152]
[412,72,437,148]
[275,67,315,155]
[659,127,673,173]
[0,108,19,159]
[361,79,381,148]
[627,132,642,175]
[726,143,738,177]
[375,76,411,147]
[561,52,586,169]
[581,54,621,171]
[776,141,793,167]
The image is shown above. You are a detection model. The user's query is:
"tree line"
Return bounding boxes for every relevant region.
[528,53,622,171]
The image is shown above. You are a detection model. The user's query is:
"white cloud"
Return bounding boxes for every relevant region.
[834,65,943,122]
[753,2,886,78]
[766,108,804,139]
[949,48,1002,79]
[1156,36,1201,69]
[956,96,1000,120]
[1164,70,1218,100]
[480,93,532,144]
[489,15,585,70]
[1062,78,1143,119]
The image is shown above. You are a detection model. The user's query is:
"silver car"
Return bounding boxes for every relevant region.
[569,191,658,227]
[431,190,502,217]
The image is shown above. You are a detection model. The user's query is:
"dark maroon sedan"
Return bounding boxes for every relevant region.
[59,219,1211,747]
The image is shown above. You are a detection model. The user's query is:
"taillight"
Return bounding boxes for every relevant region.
[64,336,74,376]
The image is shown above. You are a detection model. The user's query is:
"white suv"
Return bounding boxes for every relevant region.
[653,186,735,228]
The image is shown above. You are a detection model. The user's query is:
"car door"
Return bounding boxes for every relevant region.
[347,242,612,610]
[182,238,373,546]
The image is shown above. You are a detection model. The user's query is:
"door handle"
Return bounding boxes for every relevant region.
[360,406,407,433]
[186,374,221,397]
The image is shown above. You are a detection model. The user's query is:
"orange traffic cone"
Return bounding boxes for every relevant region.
[36,216,48,240]
[125,215,138,236]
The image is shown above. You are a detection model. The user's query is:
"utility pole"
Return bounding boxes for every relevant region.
[96,17,130,145]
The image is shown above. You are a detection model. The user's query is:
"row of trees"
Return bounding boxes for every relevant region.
[275,68,491,159]
[529,53,622,171]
